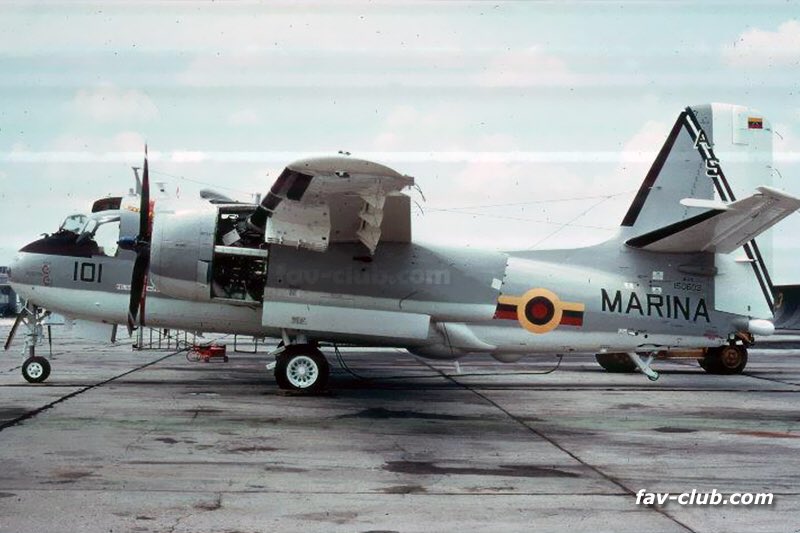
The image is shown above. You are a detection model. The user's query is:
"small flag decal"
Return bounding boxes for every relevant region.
[748,117,763,129]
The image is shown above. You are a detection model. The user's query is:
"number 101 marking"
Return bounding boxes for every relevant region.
[73,261,103,283]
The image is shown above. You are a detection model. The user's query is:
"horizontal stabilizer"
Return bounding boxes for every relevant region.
[679,198,730,210]
[626,186,800,253]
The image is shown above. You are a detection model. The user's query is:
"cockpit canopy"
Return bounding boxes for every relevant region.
[56,210,122,257]
[59,214,89,234]
[21,198,127,259]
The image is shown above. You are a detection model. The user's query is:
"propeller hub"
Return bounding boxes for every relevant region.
[117,236,137,251]
[118,236,150,253]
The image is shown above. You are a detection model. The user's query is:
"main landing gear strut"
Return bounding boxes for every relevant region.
[595,343,749,379]
[4,305,52,383]
[267,335,330,393]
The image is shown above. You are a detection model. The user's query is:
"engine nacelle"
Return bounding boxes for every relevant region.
[150,200,268,305]
[150,201,217,302]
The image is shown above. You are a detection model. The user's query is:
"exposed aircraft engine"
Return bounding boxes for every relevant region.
[150,203,267,303]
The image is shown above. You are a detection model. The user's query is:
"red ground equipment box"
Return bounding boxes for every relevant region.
[188,344,229,363]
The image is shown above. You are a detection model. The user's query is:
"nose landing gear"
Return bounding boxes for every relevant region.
[22,356,51,383]
[4,305,53,383]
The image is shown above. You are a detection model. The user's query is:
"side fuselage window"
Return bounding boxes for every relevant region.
[93,221,121,257]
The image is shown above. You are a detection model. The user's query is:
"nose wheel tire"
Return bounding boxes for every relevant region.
[22,356,51,383]
[699,345,747,375]
[274,346,329,393]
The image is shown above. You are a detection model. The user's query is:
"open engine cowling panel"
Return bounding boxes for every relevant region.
[149,203,270,304]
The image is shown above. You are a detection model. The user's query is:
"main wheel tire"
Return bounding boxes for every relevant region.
[595,353,637,373]
[274,346,329,393]
[22,356,51,383]
[697,356,717,372]
[699,345,747,375]
[718,345,748,374]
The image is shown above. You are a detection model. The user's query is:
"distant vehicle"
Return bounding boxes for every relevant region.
[5,103,799,389]
[0,266,19,317]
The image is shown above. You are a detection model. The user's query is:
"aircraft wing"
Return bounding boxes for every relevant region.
[626,186,800,253]
[264,156,414,254]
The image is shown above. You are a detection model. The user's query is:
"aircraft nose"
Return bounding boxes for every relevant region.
[7,253,20,284]
[7,250,39,291]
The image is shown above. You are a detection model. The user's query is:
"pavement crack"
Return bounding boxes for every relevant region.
[0,350,183,433]
[741,372,800,389]
[415,358,700,533]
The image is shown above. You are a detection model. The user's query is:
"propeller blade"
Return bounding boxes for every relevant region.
[139,145,150,241]
[127,251,150,335]
[126,145,154,336]
[140,273,148,328]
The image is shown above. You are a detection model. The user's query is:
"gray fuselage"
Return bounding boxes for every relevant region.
[9,209,739,362]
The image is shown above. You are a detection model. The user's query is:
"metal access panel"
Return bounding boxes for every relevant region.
[262,302,431,340]
[714,253,772,319]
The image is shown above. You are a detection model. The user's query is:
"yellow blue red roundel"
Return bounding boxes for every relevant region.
[494,288,585,334]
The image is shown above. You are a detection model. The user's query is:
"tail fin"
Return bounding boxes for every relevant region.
[622,104,774,233]
[622,103,782,318]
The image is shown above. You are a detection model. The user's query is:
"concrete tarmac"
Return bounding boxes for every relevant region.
[1,321,799,532]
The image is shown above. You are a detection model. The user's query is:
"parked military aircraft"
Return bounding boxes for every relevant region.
[773,285,800,331]
[6,103,799,391]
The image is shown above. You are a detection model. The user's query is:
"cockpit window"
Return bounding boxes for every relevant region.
[92,196,122,213]
[59,214,88,234]
[91,219,121,257]
[79,212,121,257]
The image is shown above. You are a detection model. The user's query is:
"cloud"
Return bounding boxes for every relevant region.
[51,131,146,157]
[227,109,261,126]
[171,151,208,163]
[0,6,462,55]
[612,119,669,185]
[773,122,800,165]
[372,104,672,250]
[372,104,480,152]
[71,85,159,123]
[476,47,575,87]
[175,49,477,89]
[723,20,800,67]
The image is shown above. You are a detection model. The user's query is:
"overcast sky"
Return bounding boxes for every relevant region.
[1,1,798,281]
